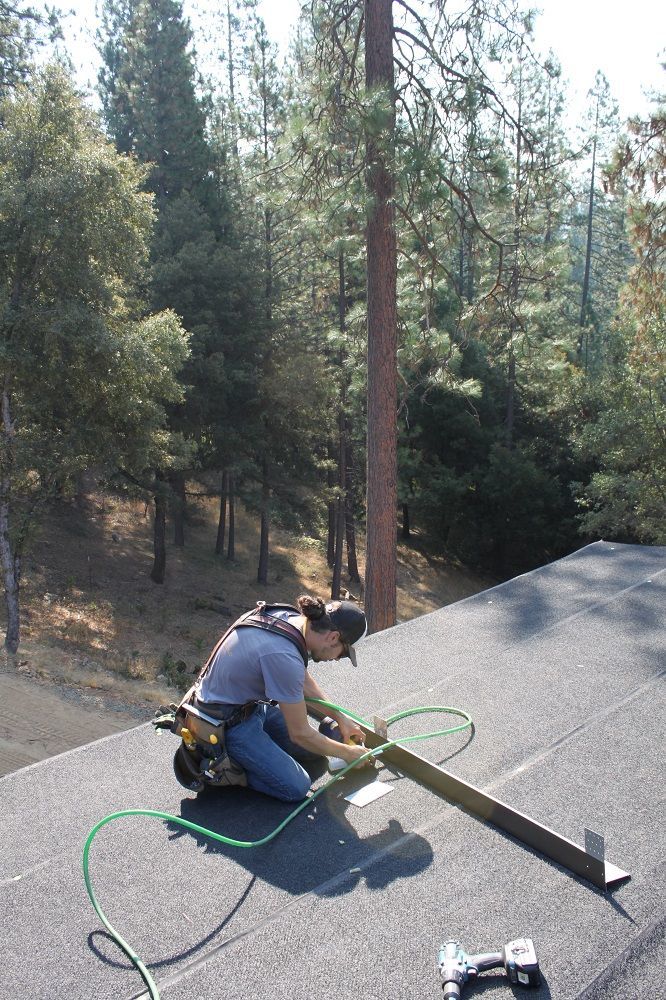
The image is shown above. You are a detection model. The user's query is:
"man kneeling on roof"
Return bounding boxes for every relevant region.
[172,595,369,802]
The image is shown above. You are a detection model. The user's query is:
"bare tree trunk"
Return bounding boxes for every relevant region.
[458,204,474,303]
[505,53,523,452]
[332,254,348,599]
[1,386,20,654]
[75,468,97,512]
[257,460,270,585]
[227,472,235,560]
[0,499,20,655]
[225,0,239,163]
[579,128,598,368]
[151,473,167,584]
[331,498,345,599]
[505,348,516,449]
[171,471,185,547]
[326,444,336,567]
[331,408,346,599]
[402,503,410,540]
[345,429,361,585]
[364,0,397,634]
[216,469,228,555]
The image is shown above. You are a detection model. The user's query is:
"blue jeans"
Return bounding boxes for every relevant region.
[223,703,324,802]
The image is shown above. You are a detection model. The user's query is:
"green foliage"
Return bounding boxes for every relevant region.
[0,1,60,99]
[161,651,191,691]
[98,0,211,204]
[0,64,190,540]
[575,98,666,543]
[15,4,661,600]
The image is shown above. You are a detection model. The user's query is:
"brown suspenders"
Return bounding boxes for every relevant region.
[197,601,309,685]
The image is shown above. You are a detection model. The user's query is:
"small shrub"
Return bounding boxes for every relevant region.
[162,652,191,692]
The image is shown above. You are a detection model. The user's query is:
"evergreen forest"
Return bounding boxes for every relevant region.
[0,0,664,653]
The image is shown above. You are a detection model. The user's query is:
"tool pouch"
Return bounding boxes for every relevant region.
[172,742,247,791]
[200,750,247,787]
[160,688,248,791]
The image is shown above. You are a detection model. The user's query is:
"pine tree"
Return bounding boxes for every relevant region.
[303,0,545,616]
[99,0,263,575]
[574,71,633,374]
[0,66,189,651]
[364,0,398,631]
[96,0,139,153]
[99,0,211,204]
[576,93,666,542]
[0,1,58,99]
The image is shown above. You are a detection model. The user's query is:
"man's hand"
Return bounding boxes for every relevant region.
[339,741,374,767]
[336,716,364,744]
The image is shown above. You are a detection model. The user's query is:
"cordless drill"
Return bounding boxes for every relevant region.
[438,938,541,998]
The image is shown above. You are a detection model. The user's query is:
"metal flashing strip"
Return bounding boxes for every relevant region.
[309,707,630,891]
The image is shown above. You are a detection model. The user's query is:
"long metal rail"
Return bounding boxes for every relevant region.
[310,708,630,891]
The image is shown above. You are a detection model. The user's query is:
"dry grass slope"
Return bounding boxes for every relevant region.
[5,489,494,710]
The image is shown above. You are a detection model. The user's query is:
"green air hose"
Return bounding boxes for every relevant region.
[82,699,472,1000]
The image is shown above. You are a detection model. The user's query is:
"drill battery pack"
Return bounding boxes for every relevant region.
[503,938,540,987]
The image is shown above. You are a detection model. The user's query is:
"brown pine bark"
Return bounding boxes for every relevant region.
[579,128,598,368]
[151,474,167,584]
[402,503,410,540]
[0,497,20,655]
[227,472,236,560]
[216,469,228,555]
[505,55,523,452]
[331,407,346,600]
[326,444,336,568]
[257,460,270,585]
[171,472,186,547]
[345,425,361,585]
[1,386,20,653]
[364,0,397,633]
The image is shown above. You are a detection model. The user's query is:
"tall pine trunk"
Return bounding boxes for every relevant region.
[505,55,523,452]
[227,472,235,560]
[331,407,346,599]
[402,503,410,540]
[151,473,167,584]
[579,126,598,369]
[171,471,185,547]
[326,444,336,568]
[225,0,239,163]
[216,468,228,555]
[1,387,20,653]
[345,428,360,585]
[505,348,516,448]
[257,459,270,585]
[0,500,20,655]
[364,0,397,633]
[332,254,348,599]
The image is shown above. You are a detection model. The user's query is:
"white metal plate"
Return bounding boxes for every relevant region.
[344,781,394,807]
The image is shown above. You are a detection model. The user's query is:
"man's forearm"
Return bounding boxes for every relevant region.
[291,725,356,759]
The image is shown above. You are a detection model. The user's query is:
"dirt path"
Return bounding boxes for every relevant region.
[0,669,147,778]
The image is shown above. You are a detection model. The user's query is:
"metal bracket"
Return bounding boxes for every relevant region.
[373,715,389,739]
[309,706,630,891]
[585,828,605,862]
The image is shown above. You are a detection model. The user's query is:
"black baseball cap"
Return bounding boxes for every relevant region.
[325,600,367,666]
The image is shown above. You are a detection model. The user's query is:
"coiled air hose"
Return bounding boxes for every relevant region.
[82,699,472,1000]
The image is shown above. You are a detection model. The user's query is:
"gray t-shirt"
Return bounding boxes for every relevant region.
[195,612,306,706]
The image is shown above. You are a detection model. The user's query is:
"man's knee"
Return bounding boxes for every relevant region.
[279,770,312,802]
[302,755,328,782]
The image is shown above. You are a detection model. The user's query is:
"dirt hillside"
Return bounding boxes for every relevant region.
[0,489,494,776]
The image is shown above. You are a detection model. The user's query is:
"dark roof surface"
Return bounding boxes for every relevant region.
[2,540,664,1000]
